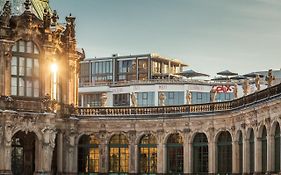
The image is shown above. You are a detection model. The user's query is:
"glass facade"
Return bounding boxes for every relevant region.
[137,92,155,107]
[92,61,113,83]
[261,126,267,173]
[81,94,101,107]
[159,91,184,106]
[166,133,183,173]
[249,129,255,174]
[138,59,148,80]
[193,133,208,173]
[11,40,40,97]
[78,135,100,174]
[113,93,130,106]
[109,134,129,174]
[139,134,157,174]
[275,123,280,172]
[191,92,210,104]
[217,131,232,174]
[117,60,137,81]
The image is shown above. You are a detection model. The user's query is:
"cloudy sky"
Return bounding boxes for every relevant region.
[51,0,281,77]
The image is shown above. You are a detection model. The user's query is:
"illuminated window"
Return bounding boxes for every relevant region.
[11,40,40,97]
[193,133,208,173]
[78,135,99,174]
[139,134,157,174]
[167,133,183,173]
[109,134,129,174]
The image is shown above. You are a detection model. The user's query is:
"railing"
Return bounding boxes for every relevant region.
[77,83,281,117]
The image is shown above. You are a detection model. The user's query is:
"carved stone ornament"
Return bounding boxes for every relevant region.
[41,126,57,148]
[42,94,57,112]
[4,96,14,110]
[0,1,11,27]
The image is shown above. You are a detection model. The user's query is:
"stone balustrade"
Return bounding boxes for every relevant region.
[78,83,281,117]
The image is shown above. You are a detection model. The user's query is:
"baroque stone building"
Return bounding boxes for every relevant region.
[0,1,281,175]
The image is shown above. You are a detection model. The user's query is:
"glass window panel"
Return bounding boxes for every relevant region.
[26,80,32,97]
[12,44,17,52]
[19,40,25,52]
[11,57,17,75]
[26,41,32,53]
[34,59,39,77]
[33,80,39,97]
[19,57,25,76]
[26,58,32,76]
[19,78,24,96]
[11,77,17,95]
[34,45,39,54]
[217,131,232,174]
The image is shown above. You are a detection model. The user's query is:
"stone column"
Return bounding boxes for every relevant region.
[99,140,108,173]
[57,132,63,174]
[63,132,77,174]
[208,140,216,173]
[243,138,250,173]
[34,127,56,175]
[0,121,13,175]
[134,144,138,173]
[255,137,262,173]
[232,140,239,173]
[267,134,274,173]
[183,129,191,173]
[156,130,164,173]
[128,130,136,173]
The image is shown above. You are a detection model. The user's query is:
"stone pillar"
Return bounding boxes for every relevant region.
[183,129,191,173]
[232,140,239,173]
[99,140,108,173]
[57,132,63,174]
[0,144,12,174]
[134,144,138,173]
[63,132,77,174]
[267,134,274,173]
[255,137,262,173]
[156,130,164,173]
[34,127,56,175]
[128,131,136,173]
[208,140,216,173]
[0,120,13,175]
[157,141,164,173]
[243,138,250,173]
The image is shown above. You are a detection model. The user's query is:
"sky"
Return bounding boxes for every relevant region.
[50,0,281,78]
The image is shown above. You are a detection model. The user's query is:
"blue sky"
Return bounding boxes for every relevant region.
[51,0,281,77]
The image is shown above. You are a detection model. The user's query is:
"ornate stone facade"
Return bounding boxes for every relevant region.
[0,1,281,175]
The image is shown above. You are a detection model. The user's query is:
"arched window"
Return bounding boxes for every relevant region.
[11,40,40,97]
[193,133,208,173]
[166,133,183,173]
[217,131,232,174]
[109,134,129,174]
[139,134,157,174]
[78,135,99,174]
[261,126,267,173]
[11,137,24,175]
[249,129,255,174]
[275,123,280,172]
[238,131,243,173]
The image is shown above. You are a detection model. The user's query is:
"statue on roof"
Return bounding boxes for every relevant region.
[233,83,238,99]
[186,90,192,104]
[131,92,137,107]
[51,10,59,26]
[255,74,261,91]
[210,86,217,102]
[24,0,31,11]
[266,69,275,87]
[242,79,249,96]
[43,8,51,29]
[159,92,166,106]
[0,1,11,27]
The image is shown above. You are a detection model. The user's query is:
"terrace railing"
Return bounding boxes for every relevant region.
[77,83,281,117]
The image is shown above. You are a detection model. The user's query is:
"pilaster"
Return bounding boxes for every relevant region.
[255,137,262,173]
[232,140,239,173]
